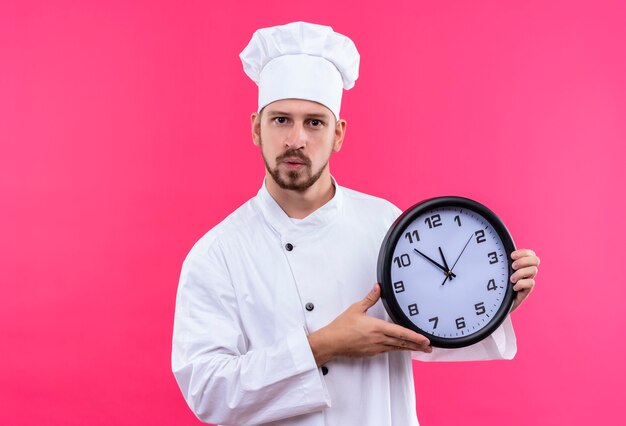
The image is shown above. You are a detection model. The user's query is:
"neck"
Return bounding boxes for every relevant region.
[265,172,335,219]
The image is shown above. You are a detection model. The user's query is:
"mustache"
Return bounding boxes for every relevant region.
[276,149,312,166]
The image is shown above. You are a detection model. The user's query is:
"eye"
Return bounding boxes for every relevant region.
[273,117,288,124]
[309,119,323,127]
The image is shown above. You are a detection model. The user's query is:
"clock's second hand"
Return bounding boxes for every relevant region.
[441,233,474,286]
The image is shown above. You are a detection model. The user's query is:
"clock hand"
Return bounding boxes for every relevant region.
[449,233,474,272]
[414,249,457,278]
[440,275,451,286]
[438,247,453,280]
[441,233,475,286]
[438,246,455,285]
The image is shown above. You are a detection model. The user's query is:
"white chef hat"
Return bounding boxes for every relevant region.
[239,21,360,120]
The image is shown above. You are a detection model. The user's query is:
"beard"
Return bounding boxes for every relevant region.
[260,138,330,192]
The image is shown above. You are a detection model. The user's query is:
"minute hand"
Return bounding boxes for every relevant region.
[414,249,457,278]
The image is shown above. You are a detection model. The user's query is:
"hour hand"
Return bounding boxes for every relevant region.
[438,247,454,280]
[414,249,457,278]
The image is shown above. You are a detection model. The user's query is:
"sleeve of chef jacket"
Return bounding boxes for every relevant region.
[411,316,517,361]
[172,236,330,425]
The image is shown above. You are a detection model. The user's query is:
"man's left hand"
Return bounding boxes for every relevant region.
[509,248,540,312]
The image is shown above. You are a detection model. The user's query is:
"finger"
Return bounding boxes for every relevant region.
[510,266,539,283]
[512,285,533,309]
[511,290,530,312]
[383,339,433,353]
[513,277,535,292]
[512,255,540,269]
[381,323,430,346]
[358,283,381,312]
[511,249,537,260]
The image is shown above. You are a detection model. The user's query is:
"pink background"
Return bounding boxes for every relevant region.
[2,1,625,425]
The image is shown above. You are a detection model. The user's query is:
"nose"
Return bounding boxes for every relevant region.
[285,121,306,149]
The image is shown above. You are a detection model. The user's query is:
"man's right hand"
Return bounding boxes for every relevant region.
[307,283,432,367]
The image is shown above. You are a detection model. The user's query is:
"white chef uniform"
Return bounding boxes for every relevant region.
[171,180,517,425]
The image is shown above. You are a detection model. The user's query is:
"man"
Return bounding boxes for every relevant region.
[172,22,540,425]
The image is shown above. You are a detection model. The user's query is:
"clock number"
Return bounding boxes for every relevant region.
[393,254,411,268]
[488,252,498,264]
[424,214,442,229]
[393,281,405,293]
[456,317,466,329]
[454,215,462,226]
[404,230,420,244]
[475,229,486,244]
[487,279,497,291]
[475,302,486,315]
[428,316,439,329]
[408,303,419,316]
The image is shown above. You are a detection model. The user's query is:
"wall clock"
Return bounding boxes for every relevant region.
[377,196,516,348]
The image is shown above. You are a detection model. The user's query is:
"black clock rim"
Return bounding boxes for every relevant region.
[377,196,517,349]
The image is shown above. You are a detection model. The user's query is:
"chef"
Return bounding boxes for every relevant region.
[172,21,540,426]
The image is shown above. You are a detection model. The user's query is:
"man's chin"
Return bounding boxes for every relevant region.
[271,169,301,186]
[267,162,327,192]
[277,179,311,192]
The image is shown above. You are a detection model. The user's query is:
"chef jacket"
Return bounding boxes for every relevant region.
[172,180,517,426]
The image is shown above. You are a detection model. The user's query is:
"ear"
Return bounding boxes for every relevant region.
[333,118,347,152]
[251,112,261,146]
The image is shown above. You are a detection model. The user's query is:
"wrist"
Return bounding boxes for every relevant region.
[307,326,336,367]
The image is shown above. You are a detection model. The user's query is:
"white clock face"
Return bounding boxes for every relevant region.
[390,206,510,340]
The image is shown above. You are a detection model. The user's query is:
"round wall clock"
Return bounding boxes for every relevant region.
[377,196,516,348]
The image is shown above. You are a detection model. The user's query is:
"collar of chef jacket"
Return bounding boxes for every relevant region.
[255,177,344,238]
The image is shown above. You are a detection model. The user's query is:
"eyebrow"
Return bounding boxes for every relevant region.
[266,110,331,120]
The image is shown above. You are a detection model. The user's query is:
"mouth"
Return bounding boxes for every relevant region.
[279,156,309,169]
[281,158,306,170]
[282,158,304,164]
